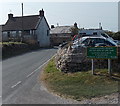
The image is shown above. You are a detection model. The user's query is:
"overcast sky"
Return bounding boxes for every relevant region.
[0,2,118,32]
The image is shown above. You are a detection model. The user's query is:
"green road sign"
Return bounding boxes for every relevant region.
[87,47,118,59]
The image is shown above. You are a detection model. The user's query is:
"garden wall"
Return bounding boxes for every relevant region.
[2,43,40,59]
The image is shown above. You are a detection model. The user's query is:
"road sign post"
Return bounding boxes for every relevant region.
[92,59,95,75]
[108,59,112,76]
[87,47,117,76]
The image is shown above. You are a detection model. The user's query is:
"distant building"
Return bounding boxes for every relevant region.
[0,25,2,42]
[2,9,50,47]
[50,23,78,45]
[79,28,114,41]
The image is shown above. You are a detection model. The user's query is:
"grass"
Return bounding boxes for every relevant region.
[42,58,119,101]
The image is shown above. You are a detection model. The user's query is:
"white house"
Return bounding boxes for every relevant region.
[2,9,50,47]
[79,28,113,40]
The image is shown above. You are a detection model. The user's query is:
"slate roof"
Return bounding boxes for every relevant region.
[2,15,42,31]
[50,26,73,34]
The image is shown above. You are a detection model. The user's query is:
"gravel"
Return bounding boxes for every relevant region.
[78,93,119,104]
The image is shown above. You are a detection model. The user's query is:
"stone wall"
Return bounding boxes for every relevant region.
[56,46,120,73]
[2,43,40,59]
[50,34,72,46]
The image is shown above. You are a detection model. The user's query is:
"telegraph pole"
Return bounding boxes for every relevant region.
[21,3,23,42]
[22,3,23,16]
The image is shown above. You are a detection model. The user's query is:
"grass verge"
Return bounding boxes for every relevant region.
[41,58,119,101]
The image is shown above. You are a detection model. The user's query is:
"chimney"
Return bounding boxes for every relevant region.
[39,9,44,17]
[51,25,55,29]
[8,13,13,19]
[74,22,78,28]
[99,22,102,30]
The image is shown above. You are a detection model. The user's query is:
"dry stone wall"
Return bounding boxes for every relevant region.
[56,46,120,73]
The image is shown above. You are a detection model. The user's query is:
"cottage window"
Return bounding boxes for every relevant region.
[30,30,33,35]
[80,33,86,35]
[16,31,19,36]
[23,30,30,35]
[7,32,10,37]
[93,32,97,35]
[19,31,22,37]
[11,31,16,37]
[47,30,49,36]
[3,32,7,36]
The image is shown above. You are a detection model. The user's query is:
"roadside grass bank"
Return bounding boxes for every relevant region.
[2,42,40,60]
[41,58,119,101]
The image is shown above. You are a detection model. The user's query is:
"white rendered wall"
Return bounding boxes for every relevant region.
[36,17,50,47]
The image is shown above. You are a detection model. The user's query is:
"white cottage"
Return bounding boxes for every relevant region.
[2,9,50,47]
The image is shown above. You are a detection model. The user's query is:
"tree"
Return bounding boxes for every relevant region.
[113,31,120,40]
[106,31,120,40]
[70,27,79,37]
[105,31,115,38]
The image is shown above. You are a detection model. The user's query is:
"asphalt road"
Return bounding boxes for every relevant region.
[2,48,78,104]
